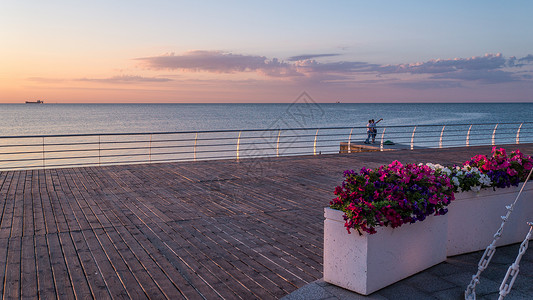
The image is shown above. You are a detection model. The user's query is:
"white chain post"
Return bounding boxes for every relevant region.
[313,129,319,155]
[348,128,353,153]
[466,125,472,147]
[492,123,499,146]
[498,222,533,299]
[465,168,533,299]
[516,123,523,144]
[410,126,417,150]
[439,125,446,148]
[276,130,281,157]
[380,127,387,152]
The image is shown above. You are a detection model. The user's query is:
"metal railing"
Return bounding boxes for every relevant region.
[0,122,532,170]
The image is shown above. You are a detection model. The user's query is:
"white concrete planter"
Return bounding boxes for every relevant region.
[323,207,448,295]
[446,183,533,257]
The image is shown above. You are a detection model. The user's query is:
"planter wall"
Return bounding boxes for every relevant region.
[323,207,448,295]
[446,183,533,257]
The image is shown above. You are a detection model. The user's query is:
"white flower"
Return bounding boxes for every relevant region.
[471,185,481,192]
[479,174,492,186]
[452,177,460,186]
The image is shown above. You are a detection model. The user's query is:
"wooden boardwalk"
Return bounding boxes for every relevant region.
[1,144,532,299]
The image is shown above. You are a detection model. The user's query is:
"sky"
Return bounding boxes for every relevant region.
[1,0,533,103]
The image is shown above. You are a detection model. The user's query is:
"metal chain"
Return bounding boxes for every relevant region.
[498,222,533,299]
[464,167,533,300]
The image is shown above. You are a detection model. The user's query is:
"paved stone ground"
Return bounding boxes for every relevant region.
[0,144,532,299]
[282,242,533,299]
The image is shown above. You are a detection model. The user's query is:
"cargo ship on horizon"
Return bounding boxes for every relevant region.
[25,100,44,104]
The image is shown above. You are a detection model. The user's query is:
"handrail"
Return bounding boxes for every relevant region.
[1,122,532,139]
[1,122,532,171]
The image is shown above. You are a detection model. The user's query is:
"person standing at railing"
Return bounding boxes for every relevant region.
[364,120,373,144]
[371,118,383,143]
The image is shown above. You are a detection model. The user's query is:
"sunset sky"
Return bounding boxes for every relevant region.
[1,0,533,103]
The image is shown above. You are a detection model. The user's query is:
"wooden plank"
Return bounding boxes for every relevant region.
[23,170,35,237]
[3,236,21,299]
[34,235,57,299]
[32,170,46,236]
[45,170,69,233]
[10,170,25,238]
[0,172,15,240]
[0,238,10,297]
[21,236,38,298]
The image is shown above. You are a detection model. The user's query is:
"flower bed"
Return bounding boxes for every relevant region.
[330,147,533,236]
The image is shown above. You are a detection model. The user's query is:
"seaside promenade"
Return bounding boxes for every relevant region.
[1,144,533,299]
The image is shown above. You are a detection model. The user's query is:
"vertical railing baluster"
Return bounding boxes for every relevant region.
[466,125,472,147]
[42,137,45,168]
[236,131,241,160]
[98,135,101,166]
[380,127,386,151]
[348,128,353,153]
[516,123,523,144]
[492,123,499,146]
[314,129,319,155]
[194,132,198,161]
[410,126,417,150]
[276,130,281,157]
[439,125,446,148]
[149,134,152,163]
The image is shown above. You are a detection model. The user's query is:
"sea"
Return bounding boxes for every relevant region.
[0,103,532,136]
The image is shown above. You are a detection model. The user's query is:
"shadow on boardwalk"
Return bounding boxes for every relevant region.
[0,144,532,299]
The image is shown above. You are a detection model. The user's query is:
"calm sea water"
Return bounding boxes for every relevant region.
[0,103,531,136]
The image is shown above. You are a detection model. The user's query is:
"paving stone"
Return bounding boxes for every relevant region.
[281,282,334,300]
[375,283,435,300]
[403,272,457,293]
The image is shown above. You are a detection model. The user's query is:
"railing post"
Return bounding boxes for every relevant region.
[276,130,281,157]
[314,129,319,155]
[439,125,446,148]
[380,127,386,151]
[98,135,101,166]
[466,125,472,147]
[410,126,417,150]
[42,137,45,168]
[194,132,198,161]
[516,123,523,144]
[236,131,241,160]
[348,128,353,153]
[492,123,499,146]
[149,134,152,163]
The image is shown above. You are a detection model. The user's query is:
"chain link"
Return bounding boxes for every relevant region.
[498,222,533,299]
[464,168,533,299]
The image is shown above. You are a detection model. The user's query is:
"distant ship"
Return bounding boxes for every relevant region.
[25,100,44,104]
